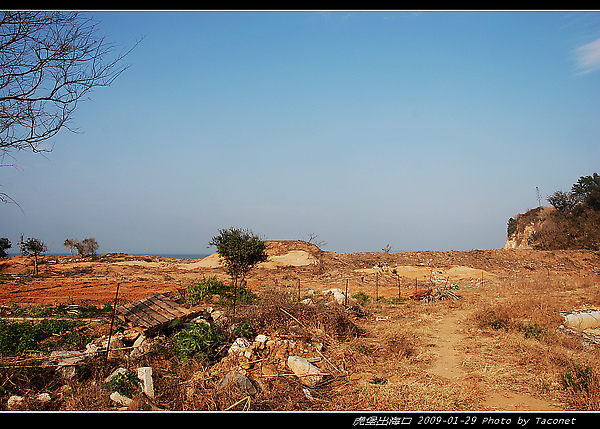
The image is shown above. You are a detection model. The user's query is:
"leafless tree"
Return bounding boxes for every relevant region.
[305,233,327,248]
[1,11,137,203]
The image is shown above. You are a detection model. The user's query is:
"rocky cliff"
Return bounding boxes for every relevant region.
[504,206,554,250]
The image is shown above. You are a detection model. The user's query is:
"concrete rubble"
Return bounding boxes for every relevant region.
[4,291,354,410]
[217,371,257,395]
[7,392,52,410]
[323,288,352,306]
[287,355,328,387]
[106,366,162,410]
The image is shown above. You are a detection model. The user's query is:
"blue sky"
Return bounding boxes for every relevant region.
[2,10,600,255]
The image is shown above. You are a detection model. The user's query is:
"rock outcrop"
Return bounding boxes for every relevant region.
[505,206,554,250]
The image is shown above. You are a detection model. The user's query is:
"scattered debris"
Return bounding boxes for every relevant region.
[7,395,24,410]
[110,391,133,407]
[36,392,51,403]
[408,285,461,302]
[42,350,88,379]
[228,337,252,355]
[127,392,165,411]
[323,288,353,306]
[303,388,316,401]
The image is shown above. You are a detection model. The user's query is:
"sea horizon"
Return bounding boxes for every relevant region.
[6,252,212,260]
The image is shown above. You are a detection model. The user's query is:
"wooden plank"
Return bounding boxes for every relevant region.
[121,301,159,322]
[120,301,165,327]
[154,294,189,313]
[118,308,155,328]
[133,301,171,325]
[146,295,190,318]
[116,294,195,332]
[117,306,154,328]
[144,295,182,318]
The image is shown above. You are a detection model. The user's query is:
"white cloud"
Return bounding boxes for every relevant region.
[573,37,600,75]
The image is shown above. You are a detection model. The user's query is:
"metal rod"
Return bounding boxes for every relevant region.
[104,282,120,367]
[345,279,349,306]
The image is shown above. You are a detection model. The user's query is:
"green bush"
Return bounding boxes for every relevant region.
[370,376,388,385]
[185,276,256,308]
[561,362,597,392]
[174,323,226,364]
[520,323,546,341]
[102,372,141,397]
[185,276,227,305]
[232,321,255,340]
[352,291,370,305]
[0,319,82,355]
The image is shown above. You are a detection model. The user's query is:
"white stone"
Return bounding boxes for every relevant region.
[323,288,344,296]
[332,291,347,305]
[228,337,251,355]
[110,391,132,407]
[287,355,327,387]
[255,334,268,343]
[7,395,24,409]
[211,310,225,321]
[137,367,154,400]
[36,392,51,402]
[105,367,128,383]
[563,310,600,331]
[132,334,146,349]
[189,316,211,326]
[85,342,100,355]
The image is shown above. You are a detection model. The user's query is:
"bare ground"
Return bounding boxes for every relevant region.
[1,241,599,411]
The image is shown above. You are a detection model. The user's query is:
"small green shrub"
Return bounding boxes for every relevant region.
[0,321,38,354]
[185,276,227,305]
[0,319,82,355]
[476,307,512,332]
[561,363,597,392]
[520,323,546,341]
[185,276,256,308]
[230,285,256,306]
[102,372,141,397]
[370,376,388,385]
[174,323,226,364]
[232,321,255,340]
[352,291,370,305]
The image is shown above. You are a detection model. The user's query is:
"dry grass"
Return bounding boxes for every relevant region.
[2,268,600,411]
[467,271,600,410]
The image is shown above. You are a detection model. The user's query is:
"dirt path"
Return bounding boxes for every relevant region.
[429,305,563,411]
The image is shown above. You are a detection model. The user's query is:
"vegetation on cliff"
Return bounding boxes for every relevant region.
[507,173,600,250]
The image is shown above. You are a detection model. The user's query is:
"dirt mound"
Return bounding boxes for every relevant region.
[177,240,323,270]
[264,240,324,257]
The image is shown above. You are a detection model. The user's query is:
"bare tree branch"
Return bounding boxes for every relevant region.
[0,11,138,204]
